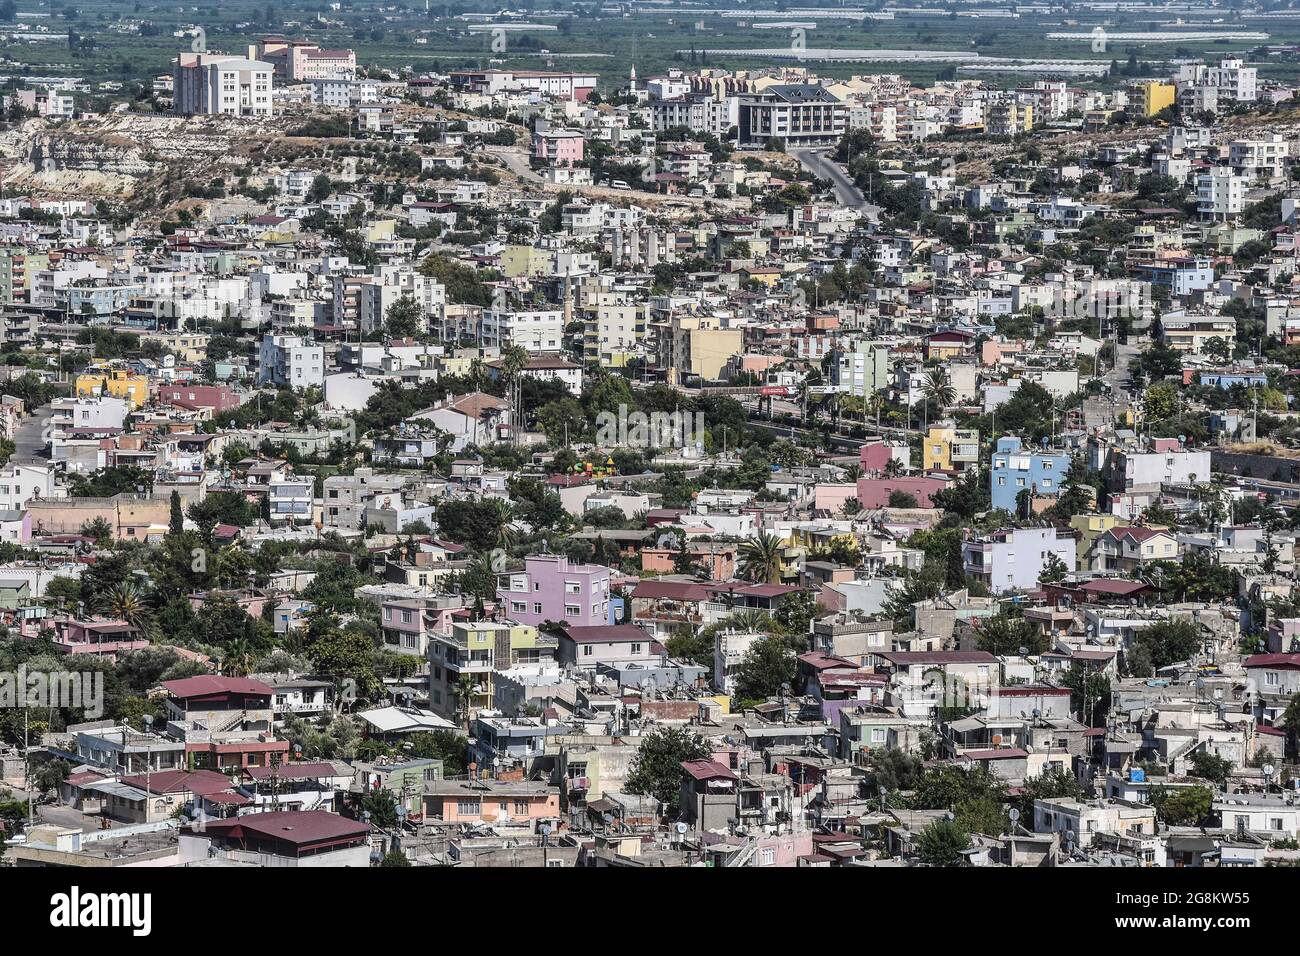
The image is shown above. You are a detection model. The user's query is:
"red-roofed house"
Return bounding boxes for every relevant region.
[162,676,276,727]
[680,759,736,832]
[162,675,290,770]
[1245,653,1300,705]
[180,810,372,867]
[559,623,657,669]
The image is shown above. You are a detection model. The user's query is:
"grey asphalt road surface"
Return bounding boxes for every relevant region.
[11,402,50,461]
[790,148,877,215]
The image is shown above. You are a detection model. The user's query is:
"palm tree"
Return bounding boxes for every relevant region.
[921,367,956,432]
[843,463,862,482]
[724,609,778,634]
[489,499,517,552]
[884,457,904,477]
[738,531,785,585]
[499,343,528,442]
[451,673,478,731]
[99,580,151,632]
[223,639,253,677]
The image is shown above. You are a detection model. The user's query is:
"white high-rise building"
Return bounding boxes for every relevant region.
[172,52,273,117]
[1196,166,1246,221]
[258,334,324,388]
[1207,57,1257,103]
[479,309,564,352]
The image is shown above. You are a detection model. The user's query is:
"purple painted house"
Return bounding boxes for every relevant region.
[855,475,949,509]
[497,554,613,628]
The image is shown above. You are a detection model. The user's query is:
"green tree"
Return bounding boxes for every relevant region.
[1127,619,1202,675]
[1149,784,1213,826]
[32,758,71,797]
[1281,693,1300,758]
[917,818,970,866]
[974,608,1044,656]
[738,531,785,584]
[953,795,1008,837]
[733,634,796,703]
[863,747,924,793]
[1061,664,1111,726]
[383,294,424,339]
[624,726,711,814]
[362,787,400,828]
[1188,751,1232,787]
[406,729,468,777]
[436,499,509,551]
[169,490,184,537]
[1015,768,1084,819]
[99,580,152,632]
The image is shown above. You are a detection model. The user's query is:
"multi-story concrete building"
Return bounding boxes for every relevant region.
[1229,135,1290,183]
[428,620,557,718]
[1108,441,1212,491]
[257,334,324,388]
[962,526,1078,593]
[172,52,273,117]
[322,468,407,529]
[497,554,613,630]
[1156,312,1236,354]
[737,84,847,147]
[924,425,981,475]
[1196,166,1245,221]
[651,313,744,385]
[480,308,564,352]
[831,342,889,397]
[991,436,1070,512]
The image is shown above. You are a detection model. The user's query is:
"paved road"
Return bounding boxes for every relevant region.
[789,148,877,215]
[1103,339,1141,397]
[11,402,50,461]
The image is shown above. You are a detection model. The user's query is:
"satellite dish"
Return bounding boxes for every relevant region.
[676,821,688,835]
[1264,764,1276,778]
[1008,808,1020,823]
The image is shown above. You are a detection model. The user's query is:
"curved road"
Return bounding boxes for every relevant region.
[790,147,877,217]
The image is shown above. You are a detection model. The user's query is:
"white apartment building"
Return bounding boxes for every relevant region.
[0,462,57,513]
[1207,57,1257,103]
[1229,135,1289,183]
[1196,166,1245,221]
[258,334,325,388]
[172,52,273,117]
[479,309,564,352]
[310,78,378,108]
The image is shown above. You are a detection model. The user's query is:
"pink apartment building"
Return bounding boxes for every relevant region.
[532,129,585,166]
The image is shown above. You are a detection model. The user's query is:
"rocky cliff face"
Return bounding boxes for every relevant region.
[0,112,295,198]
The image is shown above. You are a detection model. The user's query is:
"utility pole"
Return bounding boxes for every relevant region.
[24,708,32,825]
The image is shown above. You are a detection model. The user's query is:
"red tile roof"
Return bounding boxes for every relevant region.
[563,624,651,644]
[161,675,275,698]
[196,810,369,847]
[681,759,736,782]
[878,651,999,665]
[1245,653,1300,670]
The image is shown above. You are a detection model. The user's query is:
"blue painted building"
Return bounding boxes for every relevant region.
[1197,369,1268,389]
[991,436,1071,512]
